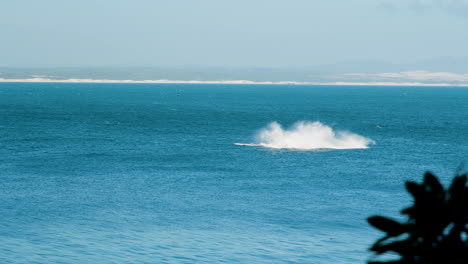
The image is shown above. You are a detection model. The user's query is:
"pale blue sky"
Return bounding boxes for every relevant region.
[1,0,468,68]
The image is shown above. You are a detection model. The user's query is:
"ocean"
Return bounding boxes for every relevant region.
[1,83,467,263]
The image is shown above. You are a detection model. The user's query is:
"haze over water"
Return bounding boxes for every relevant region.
[1,83,468,263]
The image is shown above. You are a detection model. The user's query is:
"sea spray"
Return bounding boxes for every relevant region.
[235,121,375,150]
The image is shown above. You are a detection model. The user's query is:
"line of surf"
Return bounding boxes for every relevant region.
[1,78,467,86]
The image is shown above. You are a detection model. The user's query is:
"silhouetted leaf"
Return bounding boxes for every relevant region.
[368,261,405,264]
[401,207,415,216]
[370,235,392,250]
[405,181,423,199]
[449,175,467,197]
[368,216,406,236]
[370,240,410,254]
[424,172,444,198]
[368,171,468,264]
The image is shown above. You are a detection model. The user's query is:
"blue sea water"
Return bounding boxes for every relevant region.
[0,83,467,263]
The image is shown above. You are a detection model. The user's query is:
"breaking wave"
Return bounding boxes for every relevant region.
[234,121,375,150]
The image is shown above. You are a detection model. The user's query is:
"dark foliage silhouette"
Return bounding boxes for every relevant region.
[367,171,468,264]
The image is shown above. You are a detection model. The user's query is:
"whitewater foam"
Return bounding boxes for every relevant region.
[235,121,375,150]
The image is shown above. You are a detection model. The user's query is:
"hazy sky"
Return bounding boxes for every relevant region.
[1,0,468,68]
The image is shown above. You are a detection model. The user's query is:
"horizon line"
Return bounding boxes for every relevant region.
[1,77,468,87]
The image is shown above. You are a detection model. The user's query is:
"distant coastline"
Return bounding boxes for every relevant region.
[1,78,468,87]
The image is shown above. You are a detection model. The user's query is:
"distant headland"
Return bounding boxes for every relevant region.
[1,77,468,87]
[1,66,468,86]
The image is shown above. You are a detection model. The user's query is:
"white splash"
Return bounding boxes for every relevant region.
[235,121,375,150]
